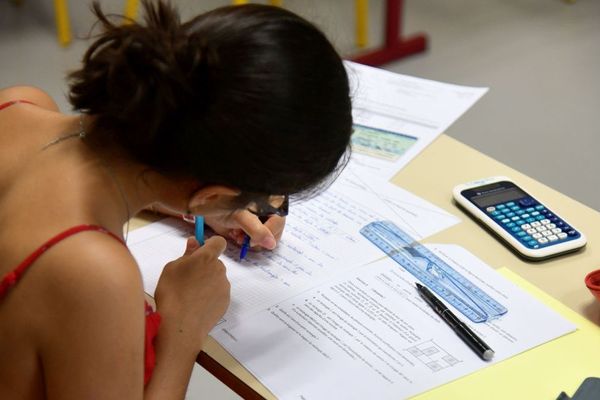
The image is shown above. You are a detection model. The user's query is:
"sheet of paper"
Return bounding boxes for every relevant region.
[129,177,459,329]
[345,61,488,178]
[412,267,600,400]
[213,244,575,400]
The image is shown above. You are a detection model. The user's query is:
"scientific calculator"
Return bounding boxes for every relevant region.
[453,176,587,260]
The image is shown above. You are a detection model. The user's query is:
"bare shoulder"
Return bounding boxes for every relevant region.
[33,230,146,329]
[0,86,60,112]
[26,231,148,397]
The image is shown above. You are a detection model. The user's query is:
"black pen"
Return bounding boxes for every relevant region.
[415,282,495,361]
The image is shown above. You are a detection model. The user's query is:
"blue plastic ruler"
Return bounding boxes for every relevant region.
[360,221,507,323]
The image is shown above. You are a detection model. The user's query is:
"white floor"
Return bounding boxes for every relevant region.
[1,1,598,399]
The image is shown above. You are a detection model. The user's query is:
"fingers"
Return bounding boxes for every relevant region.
[264,216,286,242]
[184,235,227,258]
[183,237,201,256]
[235,212,276,249]
[235,212,287,250]
[200,235,227,256]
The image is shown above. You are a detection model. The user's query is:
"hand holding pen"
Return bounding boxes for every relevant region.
[194,212,284,256]
[240,195,289,260]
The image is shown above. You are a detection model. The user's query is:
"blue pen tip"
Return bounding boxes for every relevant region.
[239,236,251,260]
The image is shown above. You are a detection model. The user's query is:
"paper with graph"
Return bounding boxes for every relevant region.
[345,61,488,178]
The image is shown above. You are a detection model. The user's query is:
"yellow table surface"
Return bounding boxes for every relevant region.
[132,135,600,399]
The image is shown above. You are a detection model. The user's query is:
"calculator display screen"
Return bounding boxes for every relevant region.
[471,187,527,208]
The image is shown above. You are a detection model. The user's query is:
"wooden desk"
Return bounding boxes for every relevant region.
[133,134,600,399]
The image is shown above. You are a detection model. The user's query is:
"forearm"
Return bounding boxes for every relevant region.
[144,322,204,400]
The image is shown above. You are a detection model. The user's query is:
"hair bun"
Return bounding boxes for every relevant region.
[68,1,207,152]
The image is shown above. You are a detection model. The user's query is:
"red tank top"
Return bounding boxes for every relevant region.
[0,100,160,385]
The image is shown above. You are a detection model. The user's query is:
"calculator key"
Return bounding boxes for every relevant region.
[551,228,562,234]
[538,238,549,244]
[541,219,551,225]
[536,226,546,232]
[521,213,530,218]
[523,235,533,241]
[527,240,539,247]
[542,230,552,237]
[501,218,511,224]
[532,233,542,239]
[558,232,568,239]
[535,205,544,210]
[536,215,545,221]
[506,202,515,207]
[511,206,520,211]
[487,207,496,212]
[506,222,516,228]
[511,226,521,232]
[511,216,520,221]
[526,217,536,223]
[526,207,535,213]
[506,212,516,217]
[548,235,559,242]
[526,228,537,234]
[531,221,541,227]
[567,230,578,237]
[494,214,506,220]
[521,224,531,230]
[541,209,549,214]
[516,231,527,237]
[519,198,537,207]
[550,217,559,223]
[491,211,501,216]
[497,204,506,209]
[531,211,540,216]
[516,210,525,215]
[547,223,556,229]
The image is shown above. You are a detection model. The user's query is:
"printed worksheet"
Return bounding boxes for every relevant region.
[345,61,488,178]
[129,175,459,329]
[213,244,576,400]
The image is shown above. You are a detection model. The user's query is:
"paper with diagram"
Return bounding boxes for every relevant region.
[345,61,488,178]
[213,242,576,400]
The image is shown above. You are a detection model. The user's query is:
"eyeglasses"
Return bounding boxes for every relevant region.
[246,194,289,217]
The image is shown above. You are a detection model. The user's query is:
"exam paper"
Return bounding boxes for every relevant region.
[129,176,459,329]
[345,61,488,178]
[213,244,576,400]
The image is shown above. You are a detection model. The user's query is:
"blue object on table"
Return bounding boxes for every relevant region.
[360,220,507,322]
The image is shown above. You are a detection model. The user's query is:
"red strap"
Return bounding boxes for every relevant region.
[0,100,36,111]
[0,225,124,298]
[144,303,162,385]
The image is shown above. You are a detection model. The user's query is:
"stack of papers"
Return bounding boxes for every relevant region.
[128,63,586,399]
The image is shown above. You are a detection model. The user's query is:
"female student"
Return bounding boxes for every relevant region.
[0,1,352,399]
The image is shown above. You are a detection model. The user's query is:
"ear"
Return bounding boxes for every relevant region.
[188,185,241,214]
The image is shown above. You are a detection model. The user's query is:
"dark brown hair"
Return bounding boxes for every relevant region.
[68,1,352,206]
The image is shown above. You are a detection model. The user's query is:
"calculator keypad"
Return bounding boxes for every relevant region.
[484,199,580,249]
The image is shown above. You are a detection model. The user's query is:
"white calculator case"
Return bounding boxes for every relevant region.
[453,176,586,260]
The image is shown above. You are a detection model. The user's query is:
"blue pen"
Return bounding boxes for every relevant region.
[239,216,269,260]
[195,215,205,245]
[239,235,251,260]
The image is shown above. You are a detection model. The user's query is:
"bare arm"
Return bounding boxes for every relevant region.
[37,233,230,399]
[146,236,230,399]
